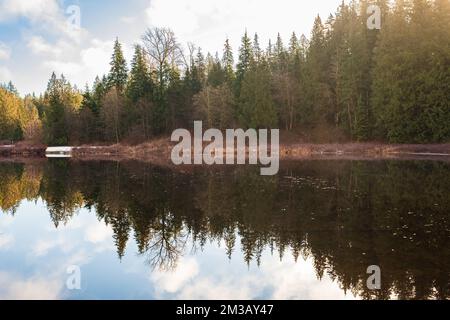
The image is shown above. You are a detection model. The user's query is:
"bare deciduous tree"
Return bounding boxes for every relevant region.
[141,27,183,89]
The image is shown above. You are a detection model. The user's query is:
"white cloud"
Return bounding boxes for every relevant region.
[145,0,344,54]
[120,16,137,25]
[32,211,114,259]
[0,234,14,250]
[263,256,357,300]
[33,238,63,257]
[0,66,12,82]
[0,215,14,228]
[0,42,11,60]
[150,251,359,300]
[0,0,82,40]
[151,257,199,293]
[26,36,117,89]
[80,39,116,77]
[39,38,133,89]
[0,0,59,21]
[0,271,62,300]
[0,0,98,92]
[27,36,63,57]
[85,221,113,244]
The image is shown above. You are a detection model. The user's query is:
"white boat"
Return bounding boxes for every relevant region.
[45,146,73,158]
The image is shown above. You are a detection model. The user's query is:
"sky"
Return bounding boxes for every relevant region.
[0,0,345,95]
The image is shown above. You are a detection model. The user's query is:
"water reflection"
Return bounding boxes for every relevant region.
[0,160,449,299]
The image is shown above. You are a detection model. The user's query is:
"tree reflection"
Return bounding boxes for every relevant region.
[0,159,449,299]
[144,212,188,271]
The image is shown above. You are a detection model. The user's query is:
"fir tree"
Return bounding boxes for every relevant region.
[236,31,253,94]
[108,38,128,93]
[222,38,235,83]
[127,45,153,103]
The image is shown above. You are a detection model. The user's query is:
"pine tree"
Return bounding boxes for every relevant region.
[127,45,152,103]
[253,33,261,61]
[289,32,299,57]
[6,81,18,96]
[207,53,226,87]
[303,15,331,127]
[266,39,274,62]
[222,38,235,84]
[108,38,128,93]
[44,73,74,145]
[236,31,253,95]
[238,57,277,128]
[370,0,450,142]
[275,33,285,59]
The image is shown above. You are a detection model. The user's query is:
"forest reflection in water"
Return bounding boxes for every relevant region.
[0,159,449,300]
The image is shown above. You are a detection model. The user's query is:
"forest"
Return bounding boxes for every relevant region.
[0,0,449,145]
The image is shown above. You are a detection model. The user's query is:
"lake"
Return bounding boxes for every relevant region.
[0,159,448,300]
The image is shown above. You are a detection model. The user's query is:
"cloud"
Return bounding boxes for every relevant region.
[0,0,59,21]
[0,42,11,60]
[262,256,357,300]
[145,0,344,54]
[150,251,358,300]
[26,36,118,89]
[33,237,64,257]
[0,0,82,40]
[27,36,63,57]
[39,37,133,89]
[151,257,199,293]
[0,0,100,92]
[0,234,14,250]
[120,16,137,25]
[85,221,114,244]
[0,66,12,82]
[0,271,62,300]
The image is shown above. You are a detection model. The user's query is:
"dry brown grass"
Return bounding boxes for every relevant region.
[2,136,450,163]
[0,141,46,157]
[72,138,450,163]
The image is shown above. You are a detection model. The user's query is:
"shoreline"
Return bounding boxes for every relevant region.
[2,140,450,163]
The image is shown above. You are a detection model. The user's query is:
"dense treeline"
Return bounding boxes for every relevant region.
[1,160,449,299]
[0,82,42,143]
[1,0,449,145]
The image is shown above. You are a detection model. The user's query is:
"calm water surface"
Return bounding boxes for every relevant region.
[0,159,449,300]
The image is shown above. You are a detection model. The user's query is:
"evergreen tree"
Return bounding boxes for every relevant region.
[303,15,332,127]
[371,0,450,142]
[238,58,277,128]
[289,32,299,57]
[126,45,153,103]
[274,33,285,59]
[108,38,128,93]
[222,38,235,84]
[207,53,226,87]
[253,33,262,61]
[44,73,67,145]
[236,31,253,95]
